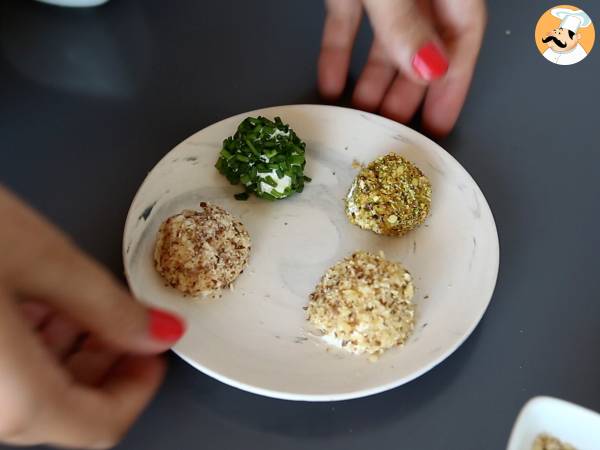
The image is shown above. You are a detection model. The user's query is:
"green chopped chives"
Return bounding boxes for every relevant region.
[215,116,310,200]
[289,155,305,165]
[264,176,278,187]
[245,139,259,155]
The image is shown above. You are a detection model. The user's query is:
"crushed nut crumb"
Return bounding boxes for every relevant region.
[154,203,251,297]
[307,251,415,358]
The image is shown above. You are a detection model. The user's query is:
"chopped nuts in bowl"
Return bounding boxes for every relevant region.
[507,397,600,450]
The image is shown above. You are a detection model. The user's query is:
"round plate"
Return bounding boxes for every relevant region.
[123,105,499,401]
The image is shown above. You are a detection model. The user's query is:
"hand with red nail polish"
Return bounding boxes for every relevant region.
[318,0,487,137]
[149,309,186,342]
[0,185,185,449]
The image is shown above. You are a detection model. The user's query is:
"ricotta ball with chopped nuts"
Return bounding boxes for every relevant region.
[346,153,431,236]
[154,202,251,297]
[307,251,415,358]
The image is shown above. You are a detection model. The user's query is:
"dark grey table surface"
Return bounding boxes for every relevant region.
[1,0,600,449]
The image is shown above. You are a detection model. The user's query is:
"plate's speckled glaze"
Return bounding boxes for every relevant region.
[123,105,499,401]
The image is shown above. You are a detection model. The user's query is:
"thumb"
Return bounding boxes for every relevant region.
[1,186,185,354]
[362,0,449,83]
[11,238,184,355]
[20,247,186,353]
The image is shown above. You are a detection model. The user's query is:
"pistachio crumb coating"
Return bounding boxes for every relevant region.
[345,153,431,236]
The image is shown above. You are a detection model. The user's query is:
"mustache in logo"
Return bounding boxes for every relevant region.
[542,35,567,48]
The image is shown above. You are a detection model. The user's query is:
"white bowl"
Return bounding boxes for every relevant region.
[35,0,110,6]
[507,397,600,450]
[123,104,499,401]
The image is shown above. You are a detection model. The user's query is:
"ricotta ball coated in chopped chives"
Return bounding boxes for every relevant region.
[215,116,310,200]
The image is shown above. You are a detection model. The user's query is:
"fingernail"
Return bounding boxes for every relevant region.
[412,42,448,81]
[149,308,185,342]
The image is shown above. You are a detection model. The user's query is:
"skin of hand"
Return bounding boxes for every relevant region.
[0,186,185,449]
[318,0,487,137]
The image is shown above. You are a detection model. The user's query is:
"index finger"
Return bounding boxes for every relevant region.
[421,1,486,136]
[318,0,363,100]
[0,292,164,449]
[36,355,166,449]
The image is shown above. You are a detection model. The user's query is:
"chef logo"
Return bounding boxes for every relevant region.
[535,5,595,65]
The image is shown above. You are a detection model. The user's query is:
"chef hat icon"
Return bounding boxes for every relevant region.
[551,8,592,33]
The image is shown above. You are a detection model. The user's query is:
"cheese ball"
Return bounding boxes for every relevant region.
[346,153,431,236]
[307,251,415,358]
[154,202,251,297]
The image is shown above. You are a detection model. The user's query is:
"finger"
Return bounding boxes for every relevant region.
[318,0,363,100]
[352,39,397,111]
[13,232,183,354]
[422,7,486,136]
[0,291,71,445]
[20,249,184,354]
[13,355,165,449]
[39,314,85,359]
[362,0,448,83]
[66,344,121,386]
[0,188,185,355]
[19,299,52,329]
[380,74,426,123]
[102,355,166,416]
[94,355,166,448]
[55,356,165,449]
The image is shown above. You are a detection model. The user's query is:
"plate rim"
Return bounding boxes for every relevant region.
[123,103,500,401]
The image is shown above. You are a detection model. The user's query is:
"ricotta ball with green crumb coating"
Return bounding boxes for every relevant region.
[215,116,310,201]
[345,153,431,236]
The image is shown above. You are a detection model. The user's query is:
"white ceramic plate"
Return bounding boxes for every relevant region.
[507,397,600,450]
[123,105,499,401]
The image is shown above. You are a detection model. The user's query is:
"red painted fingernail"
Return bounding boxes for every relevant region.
[149,309,185,342]
[412,42,449,81]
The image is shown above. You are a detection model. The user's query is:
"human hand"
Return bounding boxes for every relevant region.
[318,0,486,137]
[0,186,185,449]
